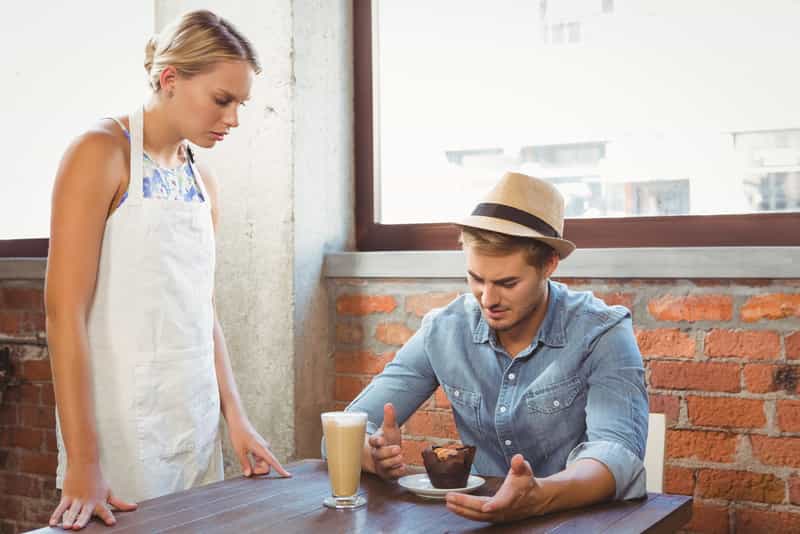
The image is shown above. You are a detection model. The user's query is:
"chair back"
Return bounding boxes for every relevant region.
[644,413,666,493]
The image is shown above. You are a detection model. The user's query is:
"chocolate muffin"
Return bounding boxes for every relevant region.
[421,444,476,489]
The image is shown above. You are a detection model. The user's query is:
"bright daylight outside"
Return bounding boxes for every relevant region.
[374,0,800,224]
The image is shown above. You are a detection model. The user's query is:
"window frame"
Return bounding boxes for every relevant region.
[353,0,800,252]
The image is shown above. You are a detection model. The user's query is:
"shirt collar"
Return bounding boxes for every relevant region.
[471,279,566,348]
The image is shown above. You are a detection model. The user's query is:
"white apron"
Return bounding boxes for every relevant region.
[56,107,224,502]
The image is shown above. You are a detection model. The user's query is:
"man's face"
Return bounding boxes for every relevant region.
[465,246,555,333]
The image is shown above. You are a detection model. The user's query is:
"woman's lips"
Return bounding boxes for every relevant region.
[210,131,226,141]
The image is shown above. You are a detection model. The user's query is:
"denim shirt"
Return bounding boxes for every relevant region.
[344,280,648,500]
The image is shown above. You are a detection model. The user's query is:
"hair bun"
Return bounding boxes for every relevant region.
[144,35,159,74]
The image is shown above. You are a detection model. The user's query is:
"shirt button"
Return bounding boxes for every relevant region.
[504,439,512,446]
[508,373,516,380]
[454,390,460,397]
[553,400,561,407]
[499,406,507,413]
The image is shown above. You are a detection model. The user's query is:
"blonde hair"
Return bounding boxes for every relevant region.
[459,226,556,270]
[144,10,261,91]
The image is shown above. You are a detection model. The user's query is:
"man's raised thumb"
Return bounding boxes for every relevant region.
[383,402,398,430]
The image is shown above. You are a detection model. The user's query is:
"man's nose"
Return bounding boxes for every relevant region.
[481,284,499,308]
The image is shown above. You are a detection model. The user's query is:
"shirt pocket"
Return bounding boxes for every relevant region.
[442,383,482,434]
[525,376,584,415]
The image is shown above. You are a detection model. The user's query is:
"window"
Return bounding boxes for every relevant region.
[355,0,800,250]
[0,2,153,257]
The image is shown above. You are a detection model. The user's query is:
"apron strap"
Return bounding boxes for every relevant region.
[127,107,145,207]
[186,145,213,211]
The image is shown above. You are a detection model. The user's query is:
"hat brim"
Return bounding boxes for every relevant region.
[459,215,576,259]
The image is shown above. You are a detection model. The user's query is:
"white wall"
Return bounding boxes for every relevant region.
[0,2,154,239]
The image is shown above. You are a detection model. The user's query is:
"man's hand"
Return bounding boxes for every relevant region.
[445,454,546,523]
[367,403,406,480]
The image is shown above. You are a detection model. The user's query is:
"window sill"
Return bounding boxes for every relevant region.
[0,258,46,280]
[324,247,800,279]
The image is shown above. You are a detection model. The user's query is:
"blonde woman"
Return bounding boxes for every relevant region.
[45,10,288,530]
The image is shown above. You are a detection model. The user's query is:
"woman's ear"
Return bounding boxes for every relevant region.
[159,65,178,96]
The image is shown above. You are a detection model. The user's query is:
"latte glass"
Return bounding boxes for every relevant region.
[321,411,368,509]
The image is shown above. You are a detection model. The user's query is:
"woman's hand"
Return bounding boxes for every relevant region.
[228,418,291,478]
[49,462,137,530]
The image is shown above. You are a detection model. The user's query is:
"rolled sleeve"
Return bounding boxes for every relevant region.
[581,315,649,500]
[566,440,646,500]
[321,313,438,458]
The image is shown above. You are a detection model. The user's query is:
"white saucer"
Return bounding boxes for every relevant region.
[397,474,485,500]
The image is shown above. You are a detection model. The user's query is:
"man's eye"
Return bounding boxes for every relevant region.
[501,282,518,288]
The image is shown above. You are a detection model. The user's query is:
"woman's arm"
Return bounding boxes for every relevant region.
[198,161,290,478]
[46,124,136,529]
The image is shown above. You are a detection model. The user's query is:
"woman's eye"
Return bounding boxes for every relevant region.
[215,98,231,106]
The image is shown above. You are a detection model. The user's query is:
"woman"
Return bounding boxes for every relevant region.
[45,10,288,530]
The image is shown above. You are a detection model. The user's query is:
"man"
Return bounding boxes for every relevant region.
[342,172,648,523]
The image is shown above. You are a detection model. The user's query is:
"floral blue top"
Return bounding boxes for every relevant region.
[114,122,205,207]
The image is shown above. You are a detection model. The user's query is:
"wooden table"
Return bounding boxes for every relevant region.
[30,460,692,533]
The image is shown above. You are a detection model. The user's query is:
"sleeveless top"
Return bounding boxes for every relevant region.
[107,117,205,207]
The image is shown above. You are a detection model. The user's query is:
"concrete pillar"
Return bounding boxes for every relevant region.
[154,0,353,471]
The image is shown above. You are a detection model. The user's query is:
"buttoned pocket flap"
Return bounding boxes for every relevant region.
[442,383,481,408]
[525,376,583,414]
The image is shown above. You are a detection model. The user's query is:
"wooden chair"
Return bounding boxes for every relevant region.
[644,413,666,493]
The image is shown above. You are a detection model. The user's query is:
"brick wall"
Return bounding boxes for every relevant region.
[330,277,800,534]
[0,282,57,534]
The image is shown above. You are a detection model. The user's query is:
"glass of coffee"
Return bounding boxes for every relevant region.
[321,411,368,509]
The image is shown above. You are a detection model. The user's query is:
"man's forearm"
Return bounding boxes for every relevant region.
[533,459,616,516]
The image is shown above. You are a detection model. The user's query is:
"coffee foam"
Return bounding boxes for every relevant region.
[322,412,368,427]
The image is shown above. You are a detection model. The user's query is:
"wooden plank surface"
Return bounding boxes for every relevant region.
[27,459,691,533]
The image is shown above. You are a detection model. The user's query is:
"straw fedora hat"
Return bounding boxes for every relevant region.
[459,172,576,259]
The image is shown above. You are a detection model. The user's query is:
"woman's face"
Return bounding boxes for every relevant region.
[170,60,255,148]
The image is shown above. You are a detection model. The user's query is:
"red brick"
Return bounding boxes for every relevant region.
[20,360,52,381]
[434,387,451,410]
[649,361,739,392]
[44,430,58,453]
[647,295,732,322]
[735,507,800,533]
[404,410,458,440]
[666,430,737,463]
[635,328,695,358]
[335,323,364,345]
[16,383,40,405]
[40,383,55,406]
[686,396,765,429]
[19,451,57,476]
[0,496,25,521]
[683,501,729,534]
[335,351,395,375]
[19,405,56,429]
[0,449,19,471]
[751,435,800,468]
[777,400,800,433]
[593,292,635,310]
[787,332,800,360]
[741,293,800,322]
[704,329,781,360]
[401,439,433,467]
[336,295,397,316]
[0,403,17,426]
[790,474,800,505]
[13,428,43,450]
[0,311,21,334]
[374,323,414,346]
[405,293,459,318]
[0,287,44,311]
[0,473,41,498]
[663,465,694,495]
[334,375,369,403]
[744,364,799,394]
[696,469,784,503]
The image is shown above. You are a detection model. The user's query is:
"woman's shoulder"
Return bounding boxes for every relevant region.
[55,119,130,195]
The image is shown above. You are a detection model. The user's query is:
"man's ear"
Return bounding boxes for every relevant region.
[544,252,559,279]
